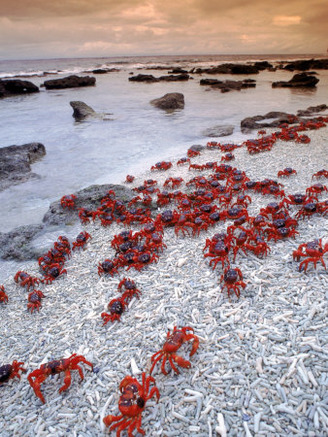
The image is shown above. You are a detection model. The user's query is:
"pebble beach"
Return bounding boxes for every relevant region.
[0,120,328,437]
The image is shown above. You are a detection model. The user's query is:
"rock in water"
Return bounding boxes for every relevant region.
[150,93,185,110]
[272,73,319,88]
[0,142,46,191]
[43,75,96,89]
[0,79,39,98]
[70,101,97,120]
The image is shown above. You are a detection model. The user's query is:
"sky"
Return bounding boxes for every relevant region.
[0,0,327,60]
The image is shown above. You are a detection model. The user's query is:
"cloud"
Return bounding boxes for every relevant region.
[273,15,302,26]
[0,0,327,58]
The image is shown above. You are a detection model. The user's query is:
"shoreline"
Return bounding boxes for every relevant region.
[0,122,328,436]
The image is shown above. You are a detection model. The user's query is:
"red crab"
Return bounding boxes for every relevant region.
[266,226,299,242]
[78,208,94,224]
[150,161,172,171]
[128,251,159,272]
[277,168,297,177]
[60,194,77,209]
[245,236,271,258]
[163,177,184,189]
[0,360,26,384]
[72,231,91,250]
[221,152,235,162]
[125,175,135,183]
[176,157,190,166]
[0,285,8,303]
[103,372,160,437]
[101,297,127,324]
[145,232,166,252]
[41,263,67,284]
[204,240,230,269]
[306,184,327,197]
[14,271,40,290]
[28,354,93,404]
[293,239,328,272]
[312,169,328,179]
[150,326,199,375]
[98,259,119,277]
[118,278,142,301]
[220,267,246,298]
[27,289,45,313]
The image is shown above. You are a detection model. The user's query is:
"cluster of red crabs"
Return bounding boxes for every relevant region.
[0,325,199,436]
[1,116,328,436]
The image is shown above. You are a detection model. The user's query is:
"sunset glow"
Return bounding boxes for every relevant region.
[0,0,327,59]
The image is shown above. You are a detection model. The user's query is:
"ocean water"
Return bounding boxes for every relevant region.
[0,54,327,235]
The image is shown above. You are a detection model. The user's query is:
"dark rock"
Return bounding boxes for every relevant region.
[129,74,159,83]
[158,74,190,81]
[272,73,319,88]
[150,93,185,110]
[200,78,256,92]
[0,224,45,260]
[168,68,188,74]
[281,59,328,71]
[0,183,135,261]
[192,63,261,75]
[69,101,113,121]
[0,79,39,98]
[240,112,299,132]
[42,184,135,226]
[91,68,120,74]
[253,61,274,70]
[0,143,46,191]
[229,64,259,74]
[297,104,328,116]
[70,101,97,120]
[43,75,96,90]
[202,125,234,137]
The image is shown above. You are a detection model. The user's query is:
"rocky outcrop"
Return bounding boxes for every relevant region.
[241,112,298,131]
[0,183,135,261]
[0,142,46,191]
[129,74,159,83]
[280,59,328,71]
[200,78,256,92]
[70,101,97,120]
[240,104,328,132]
[0,79,39,98]
[43,75,96,90]
[150,93,185,110]
[202,125,234,137]
[272,73,319,88]
[42,184,135,226]
[91,68,120,74]
[129,73,190,83]
[69,101,113,121]
[297,104,328,116]
[158,74,190,82]
[0,224,45,260]
[191,63,263,75]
